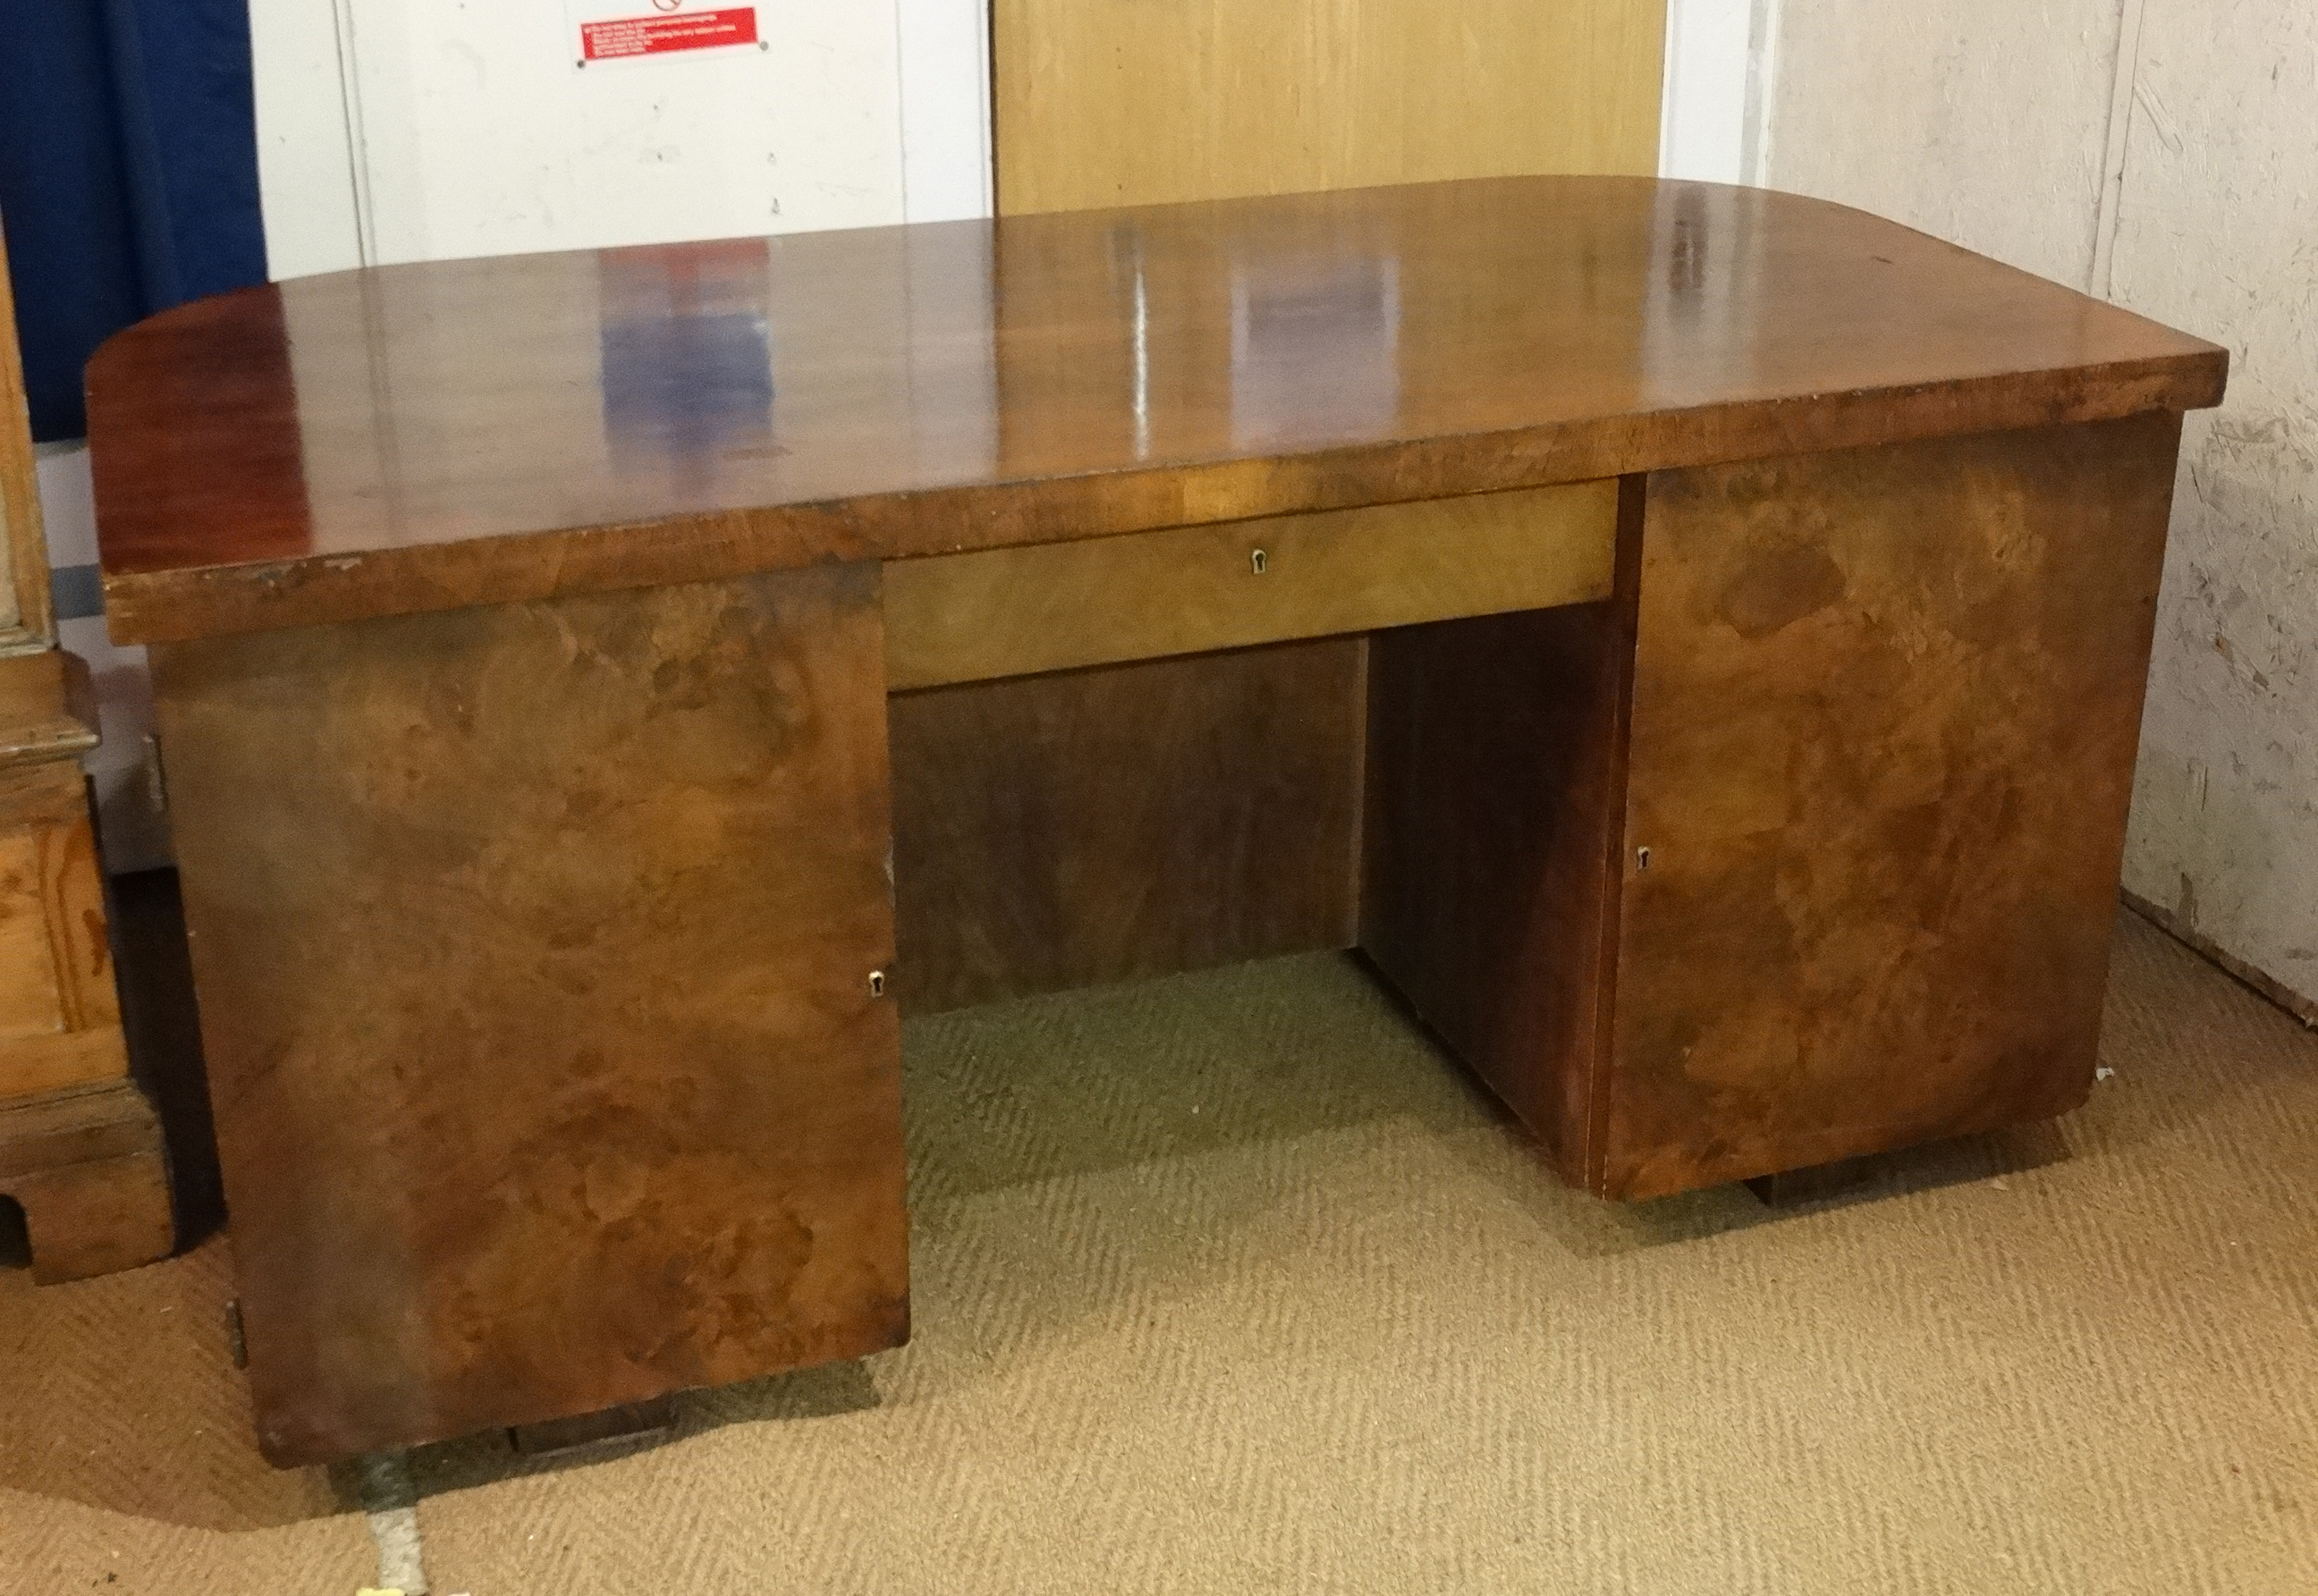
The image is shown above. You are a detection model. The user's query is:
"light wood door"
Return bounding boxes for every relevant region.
[994,0,1667,214]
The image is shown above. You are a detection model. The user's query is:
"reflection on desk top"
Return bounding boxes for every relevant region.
[89,176,2226,645]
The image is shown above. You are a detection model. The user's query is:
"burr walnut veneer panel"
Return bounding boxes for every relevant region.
[891,642,1366,1015]
[149,567,906,1465]
[1599,417,2184,1197]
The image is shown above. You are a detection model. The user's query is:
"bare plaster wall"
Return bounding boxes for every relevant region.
[1767,0,2125,285]
[1766,0,2318,1013]
[2109,4,2318,1009]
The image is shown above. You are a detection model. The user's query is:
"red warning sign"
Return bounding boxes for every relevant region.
[579,5,758,62]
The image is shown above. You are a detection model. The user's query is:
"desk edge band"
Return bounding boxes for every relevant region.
[99,357,2224,646]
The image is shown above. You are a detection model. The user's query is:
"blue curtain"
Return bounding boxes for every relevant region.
[0,0,267,443]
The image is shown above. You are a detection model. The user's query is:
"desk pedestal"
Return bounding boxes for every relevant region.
[152,565,907,1465]
[1367,415,2181,1197]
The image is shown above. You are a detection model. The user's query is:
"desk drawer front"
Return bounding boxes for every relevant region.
[884,480,1619,690]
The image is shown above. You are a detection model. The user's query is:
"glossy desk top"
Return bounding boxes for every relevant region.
[89,177,2225,643]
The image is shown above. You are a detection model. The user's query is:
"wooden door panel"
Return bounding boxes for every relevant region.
[152,564,906,1464]
[1604,417,2182,1197]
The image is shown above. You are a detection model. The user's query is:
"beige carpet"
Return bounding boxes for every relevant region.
[5,908,2316,1595]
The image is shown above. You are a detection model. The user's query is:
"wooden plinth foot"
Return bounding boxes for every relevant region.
[1743,1153,1896,1208]
[509,1397,678,1458]
[0,1077,174,1283]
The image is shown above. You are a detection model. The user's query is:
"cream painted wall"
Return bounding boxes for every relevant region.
[253,0,992,277]
[1770,0,2125,286]
[2109,4,2318,1009]
[338,4,906,267]
[1765,0,2318,1014]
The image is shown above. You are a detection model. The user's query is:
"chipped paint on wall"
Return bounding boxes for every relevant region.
[1767,0,2317,1012]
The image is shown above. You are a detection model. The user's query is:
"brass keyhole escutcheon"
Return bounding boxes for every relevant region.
[1250,548,1268,575]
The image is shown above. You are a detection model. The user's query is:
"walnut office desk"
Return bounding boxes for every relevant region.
[89,178,2225,1465]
